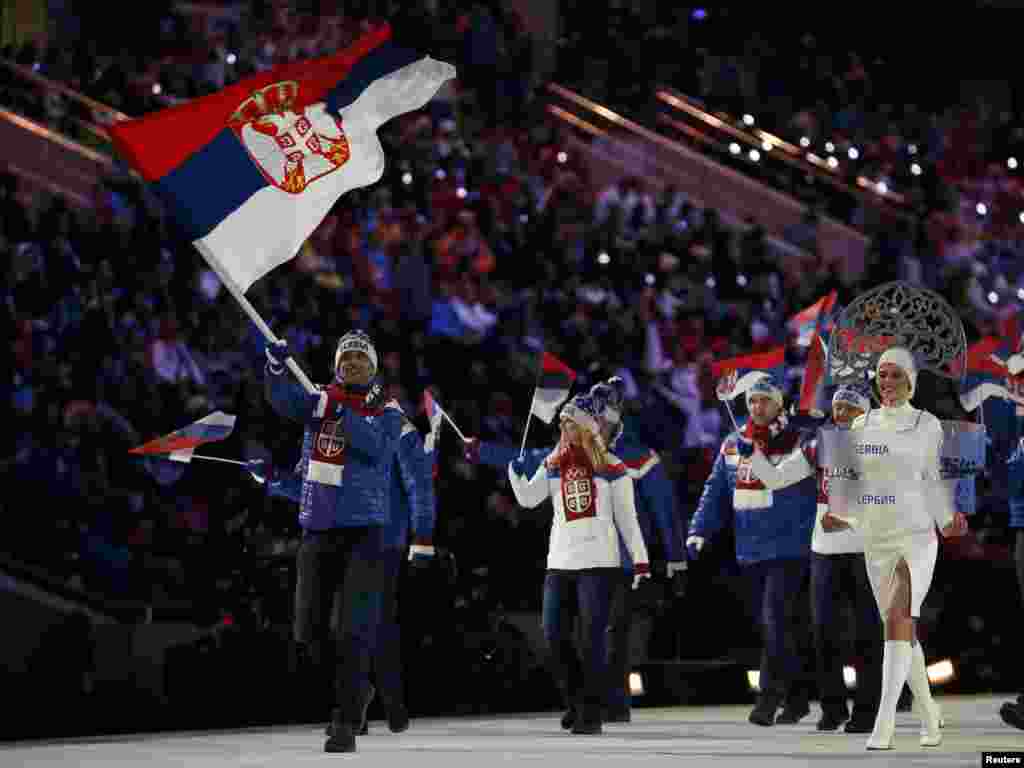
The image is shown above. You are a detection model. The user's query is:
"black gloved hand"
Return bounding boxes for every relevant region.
[364,381,387,410]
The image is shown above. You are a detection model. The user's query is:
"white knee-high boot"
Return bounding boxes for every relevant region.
[907,642,942,746]
[867,640,912,750]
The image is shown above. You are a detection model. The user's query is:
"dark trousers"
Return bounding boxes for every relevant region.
[605,570,634,713]
[293,527,387,723]
[743,557,812,704]
[542,568,617,723]
[370,548,405,712]
[810,551,882,719]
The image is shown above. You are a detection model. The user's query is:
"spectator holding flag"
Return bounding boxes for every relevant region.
[507,393,650,735]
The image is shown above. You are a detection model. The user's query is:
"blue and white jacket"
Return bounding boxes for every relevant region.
[479,425,682,572]
[265,370,403,531]
[509,448,649,572]
[1009,437,1024,528]
[688,420,816,565]
[269,416,436,549]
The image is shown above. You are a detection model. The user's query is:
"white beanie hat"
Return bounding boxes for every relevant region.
[832,384,870,413]
[876,346,917,398]
[334,330,378,374]
[745,372,784,410]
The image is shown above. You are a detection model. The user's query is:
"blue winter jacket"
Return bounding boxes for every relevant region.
[264,368,403,531]
[479,423,684,572]
[688,422,816,565]
[270,417,436,547]
[1009,437,1024,528]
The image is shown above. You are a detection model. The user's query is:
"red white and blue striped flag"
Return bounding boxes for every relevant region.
[128,411,236,463]
[531,352,577,423]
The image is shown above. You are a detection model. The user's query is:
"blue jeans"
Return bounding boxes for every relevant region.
[605,569,634,713]
[743,557,812,703]
[542,568,618,723]
[810,552,882,719]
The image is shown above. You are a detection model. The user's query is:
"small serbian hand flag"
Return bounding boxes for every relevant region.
[712,346,786,401]
[128,411,236,463]
[531,352,577,423]
[107,22,455,294]
[787,290,838,347]
[798,331,829,413]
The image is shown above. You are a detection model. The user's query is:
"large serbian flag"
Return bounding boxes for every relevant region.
[712,347,786,401]
[108,22,455,294]
[531,352,577,423]
[129,412,236,463]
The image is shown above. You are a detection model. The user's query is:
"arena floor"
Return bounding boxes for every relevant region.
[2,695,1020,766]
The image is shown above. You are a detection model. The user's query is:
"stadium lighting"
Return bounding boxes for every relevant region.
[1017,287,1024,301]
[226,52,237,65]
[825,141,835,153]
[911,163,922,176]
[908,143,918,155]
[826,157,839,170]
[629,672,645,696]
[152,83,162,95]
[435,168,446,180]
[644,273,656,286]
[742,113,755,126]
[401,172,413,185]
[729,142,741,155]
[843,666,857,689]
[736,274,748,287]
[876,181,888,195]
[748,149,761,162]
[597,251,611,265]
[927,659,955,686]
[761,140,772,152]
[799,136,811,148]
[976,203,988,216]
[848,147,860,160]
[988,291,999,304]
[1009,157,1019,170]
[692,8,707,21]
[456,186,467,199]
[556,151,568,164]
[705,276,716,289]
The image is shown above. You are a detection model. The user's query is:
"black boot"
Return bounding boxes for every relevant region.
[1000,699,1024,730]
[571,693,602,735]
[776,696,810,725]
[325,685,375,737]
[388,703,410,733]
[560,707,577,730]
[749,695,779,726]
[324,718,355,753]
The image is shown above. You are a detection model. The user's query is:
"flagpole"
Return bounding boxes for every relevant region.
[519,393,535,459]
[440,409,469,442]
[190,454,249,466]
[202,251,318,396]
[722,398,743,435]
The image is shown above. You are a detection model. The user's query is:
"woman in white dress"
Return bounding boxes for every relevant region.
[828,347,968,749]
[508,394,650,734]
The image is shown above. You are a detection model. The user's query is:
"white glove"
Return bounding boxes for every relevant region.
[1008,353,1024,377]
[959,381,1009,412]
[632,572,651,590]
[685,535,705,560]
[666,561,688,576]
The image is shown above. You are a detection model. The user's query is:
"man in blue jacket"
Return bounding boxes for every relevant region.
[254,408,436,736]
[463,377,686,723]
[264,330,404,753]
[1001,435,1024,730]
[686,373,817,726]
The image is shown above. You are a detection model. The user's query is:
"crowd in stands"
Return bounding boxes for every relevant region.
[1,0,1023,726]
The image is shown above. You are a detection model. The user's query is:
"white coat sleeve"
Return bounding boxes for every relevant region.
[508,462,551,509]
[922,418,955,529]
[610,473,650,573]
